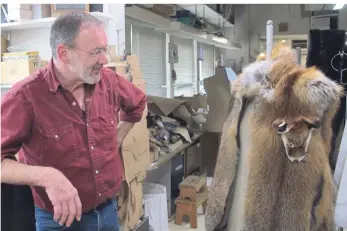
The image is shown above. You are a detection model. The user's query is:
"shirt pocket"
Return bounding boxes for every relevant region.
[97,112,117,152]
[36,123,77,168]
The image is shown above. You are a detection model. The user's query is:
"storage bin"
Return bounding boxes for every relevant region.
[143,183,169,231]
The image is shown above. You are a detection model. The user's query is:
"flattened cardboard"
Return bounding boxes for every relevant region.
[121,115,150,182]
[147,95,187,116]
[175,94,208,112]
[109,55,143,81]
[1,36,8,53]
[203,67,233,132]
[118,179,144,231]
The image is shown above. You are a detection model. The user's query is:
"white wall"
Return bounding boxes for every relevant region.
[223,5,249,72]
[223,4,347,67]
[6,4,125,61]
[105,4,125,56]
[249,4,310,37]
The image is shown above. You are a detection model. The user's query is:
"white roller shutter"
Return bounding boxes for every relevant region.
[199,43,215,94]
[174,37,194,97]
[125,23,131,54]
[131,26,166,97]
[200,43,214,80]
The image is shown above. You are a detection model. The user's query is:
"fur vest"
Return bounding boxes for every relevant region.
[205,46,343,231]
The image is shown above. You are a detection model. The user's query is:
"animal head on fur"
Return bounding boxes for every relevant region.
[234,43,344,163]
[272,116,320,162]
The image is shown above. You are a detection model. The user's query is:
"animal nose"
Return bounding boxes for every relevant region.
[289,142,295,148]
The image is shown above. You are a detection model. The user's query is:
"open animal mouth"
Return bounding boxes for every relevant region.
[285,147,308,163]
[280,128,314,163]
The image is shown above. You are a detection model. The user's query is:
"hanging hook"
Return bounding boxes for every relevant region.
[330,50,347,85]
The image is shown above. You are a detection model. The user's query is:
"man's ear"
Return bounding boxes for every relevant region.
[56,44,69,63]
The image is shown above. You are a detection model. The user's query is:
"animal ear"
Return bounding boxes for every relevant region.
[303,117,321,129]
[273,119,289,133]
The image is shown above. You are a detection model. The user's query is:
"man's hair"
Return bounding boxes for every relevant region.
[50,11,104,58]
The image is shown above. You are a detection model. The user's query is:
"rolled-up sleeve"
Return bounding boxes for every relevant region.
[116,74,146,123]
[1,90,33,161]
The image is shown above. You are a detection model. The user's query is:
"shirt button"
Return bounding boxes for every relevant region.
[91,146,94,150]
[111,120,114,124]
[95,170,99,174]
[54,135,59,139]
[86,98,90,102]
[98,193,101,197]
[72,102,76,106]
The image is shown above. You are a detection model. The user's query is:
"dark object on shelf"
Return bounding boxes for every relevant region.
[89,4,103,12]
[172,10,196,27]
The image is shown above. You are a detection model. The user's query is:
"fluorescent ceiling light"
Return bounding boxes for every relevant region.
[212,36,228,44]
[334,3,345,10]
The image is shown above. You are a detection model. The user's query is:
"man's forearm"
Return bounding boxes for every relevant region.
[1,158,51,187]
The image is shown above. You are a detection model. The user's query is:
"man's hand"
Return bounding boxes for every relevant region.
[1,159,82,227]
[116,121,135,149]
[42,168,82,227]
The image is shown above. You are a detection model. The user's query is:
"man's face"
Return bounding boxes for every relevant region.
[67,23,109,85]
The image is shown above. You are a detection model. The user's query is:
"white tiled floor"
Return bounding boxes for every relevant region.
[168,207,206,231]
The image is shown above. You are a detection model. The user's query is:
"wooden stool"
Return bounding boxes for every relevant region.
[175,172,208,229]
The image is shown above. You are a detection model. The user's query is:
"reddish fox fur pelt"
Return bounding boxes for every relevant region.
[205,44,344,231]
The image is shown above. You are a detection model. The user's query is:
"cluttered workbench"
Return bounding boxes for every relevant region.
[143,96,207,220]
[145,133,203,220]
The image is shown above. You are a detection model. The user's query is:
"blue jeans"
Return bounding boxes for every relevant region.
[35,197,120,231]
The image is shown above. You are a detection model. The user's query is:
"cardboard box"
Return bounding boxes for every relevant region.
[1,36,9,54]
[110,56,143,81]
[41,60,49,68]
[1,59,40,84]
[31,4,51,19]
[147,96,187,116]
[152,4,175,16]
[51,4,89,17]
[7,4,33,21]
[118,178,144,231]
[7,4,31,10]
[121,111,150,182]
[8,9,32,21]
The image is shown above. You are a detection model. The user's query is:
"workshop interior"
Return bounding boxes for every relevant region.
[1,3,347,231]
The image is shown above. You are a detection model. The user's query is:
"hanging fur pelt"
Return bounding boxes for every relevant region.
[205,44,344,231]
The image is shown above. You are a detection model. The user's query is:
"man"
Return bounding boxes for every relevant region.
[1,11,146,231]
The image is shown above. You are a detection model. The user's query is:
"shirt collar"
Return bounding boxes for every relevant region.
[47,58,61,93]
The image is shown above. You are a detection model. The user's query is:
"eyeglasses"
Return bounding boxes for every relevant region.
[70,45,110,59]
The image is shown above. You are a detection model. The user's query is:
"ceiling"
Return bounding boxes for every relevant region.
[304,4,343,11]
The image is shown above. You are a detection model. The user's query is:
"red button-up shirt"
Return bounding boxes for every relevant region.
[1,59,146,213]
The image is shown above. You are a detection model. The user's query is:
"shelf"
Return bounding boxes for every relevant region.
[156,22,241,50]
[0,12,116,32]
[148,133,202,171]
[0,84,13,88]
[126,5,241,50]
[177,4,234,28]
